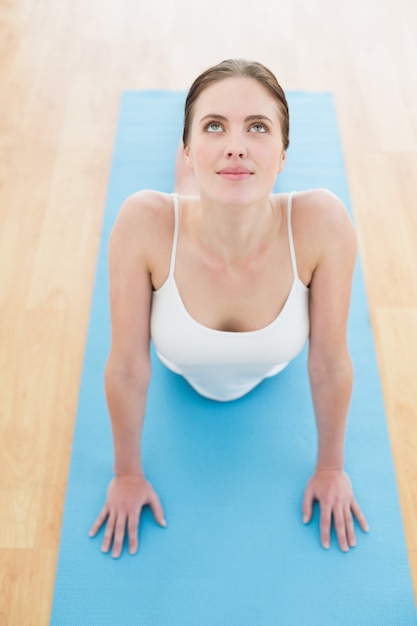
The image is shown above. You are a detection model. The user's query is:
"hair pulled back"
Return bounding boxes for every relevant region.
[182,59,289,150]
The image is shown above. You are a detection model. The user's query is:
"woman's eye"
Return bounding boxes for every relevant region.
[205,122,223,132]
[250,123,267,133]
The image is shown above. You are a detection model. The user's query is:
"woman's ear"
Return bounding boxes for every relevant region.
[184,145,194,170]
[278,150,286,173]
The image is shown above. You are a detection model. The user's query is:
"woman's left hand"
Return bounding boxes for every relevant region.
[302,468,369,552]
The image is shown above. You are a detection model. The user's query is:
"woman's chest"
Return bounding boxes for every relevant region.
[174,248,294,332]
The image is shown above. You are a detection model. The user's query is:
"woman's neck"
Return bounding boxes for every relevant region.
[189,194,282,266]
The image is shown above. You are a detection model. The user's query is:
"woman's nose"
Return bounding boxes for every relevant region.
[225,148,246,158]
[224,132,247,158]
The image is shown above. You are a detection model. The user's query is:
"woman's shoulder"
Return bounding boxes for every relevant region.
[273,188,347,216]
[298,188,352,225]
[108,190,176,267]
[273,189,356,277]
[111,190,174,238]
[117,189,174,224]
[275,188,355,239]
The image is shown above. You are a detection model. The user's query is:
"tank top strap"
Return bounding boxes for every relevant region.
[286,192,300,280]
[168,193,180,278]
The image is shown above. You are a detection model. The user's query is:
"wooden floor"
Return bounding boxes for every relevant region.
[1,0,416,622]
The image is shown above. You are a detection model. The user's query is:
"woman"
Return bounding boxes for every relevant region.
[89,59,369,558]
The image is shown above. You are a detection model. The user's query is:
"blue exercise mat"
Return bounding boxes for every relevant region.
[50,91,417,625]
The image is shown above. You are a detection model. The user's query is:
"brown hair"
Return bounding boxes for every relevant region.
[182,58,290,150]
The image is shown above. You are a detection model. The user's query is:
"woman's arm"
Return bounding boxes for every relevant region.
[89,192,167,558]
[301,190,369,551]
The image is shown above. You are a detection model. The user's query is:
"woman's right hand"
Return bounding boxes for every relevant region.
[89,474,166,558]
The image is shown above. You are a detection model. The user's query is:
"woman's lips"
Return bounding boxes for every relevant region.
[217,167,253,181]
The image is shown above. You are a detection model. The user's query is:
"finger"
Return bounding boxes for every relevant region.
[344,506,356,548]
[89,506,109,537]
[101,511,117,553]
[127,510,140,555]
[149,491,167,527]
[320,505,332,550]
[333,505,349,552]
[302,487,313,524]
[351,499,370,533]
[111,514,128,559]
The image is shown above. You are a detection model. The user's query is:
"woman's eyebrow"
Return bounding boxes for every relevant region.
[244,115,274,124]
[199,114,274,123]
[199,114,228,123]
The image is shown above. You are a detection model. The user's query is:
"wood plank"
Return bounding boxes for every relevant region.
[0,549,56,626]
[372,308,417,551]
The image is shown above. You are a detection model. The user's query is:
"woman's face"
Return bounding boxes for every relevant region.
[184,77,286,205]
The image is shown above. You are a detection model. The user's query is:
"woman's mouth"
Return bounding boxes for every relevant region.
[217,167,253,181]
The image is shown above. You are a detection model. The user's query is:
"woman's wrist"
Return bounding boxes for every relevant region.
[114,459,144,477]
[315,464,344,473]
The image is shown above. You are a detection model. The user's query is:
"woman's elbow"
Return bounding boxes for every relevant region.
[308,348,353,381]
[105,353,151,388]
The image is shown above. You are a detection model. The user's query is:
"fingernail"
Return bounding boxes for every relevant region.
[161,518,167,527]
[302,515,308,524]
[323,541,330,550]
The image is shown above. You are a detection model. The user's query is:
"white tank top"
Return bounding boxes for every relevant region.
[150,193,310,402]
